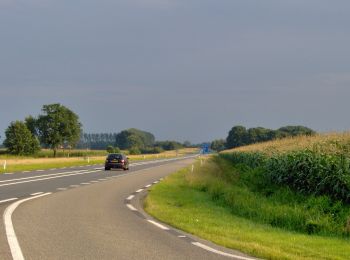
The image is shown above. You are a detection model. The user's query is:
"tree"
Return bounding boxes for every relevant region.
[37,104,82,157]
[226,125,248,149]
[25,116,38,137]
[4,121,40,155]
[210,139,226,152]
[115,128,155,150]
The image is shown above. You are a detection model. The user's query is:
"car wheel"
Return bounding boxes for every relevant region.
[105,167,110,171]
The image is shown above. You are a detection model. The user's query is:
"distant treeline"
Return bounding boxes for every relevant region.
[211,125,316,151]
[77,128,192,154]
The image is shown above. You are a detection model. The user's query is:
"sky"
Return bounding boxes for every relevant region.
[1,0,350,144]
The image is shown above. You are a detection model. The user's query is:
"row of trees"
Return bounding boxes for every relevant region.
[78,128,189,154]
[210,125,316,151]
[4,104,82,156]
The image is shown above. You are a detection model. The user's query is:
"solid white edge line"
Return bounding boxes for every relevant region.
[192,242,256,260]
[126,195,135,200]
[57,188,67,191]
[0,198,18,204]
[126,204,137,211]
[135,189,143,193]
[30,192,44,196]
[145,184,152,188]
[80,183,91,185]
[147,220,170,230]
[4,193,52,260]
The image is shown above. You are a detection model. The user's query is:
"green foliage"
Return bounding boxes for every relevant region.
[191,157,350,236]
[225,125,316,149]
[154,140,184,151]
[129,146,141,155]
[106,145,120,153]
[210,139,226,152]
[115,128,155,150]
[37,103,82,156]
[226,125,248,149]
[4,121,40,155]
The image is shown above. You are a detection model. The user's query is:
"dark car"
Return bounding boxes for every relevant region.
[105,153,129,171]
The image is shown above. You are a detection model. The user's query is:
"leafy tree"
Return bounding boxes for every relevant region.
[25,116,38,137]
[115,128,155,150]
[210,139,226,152]
[37,104,82,157]
[4,121,40,155]
[277,126,316,137]
[226,125,248,149]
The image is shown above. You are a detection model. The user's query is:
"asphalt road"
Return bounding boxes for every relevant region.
[0,156,256,260]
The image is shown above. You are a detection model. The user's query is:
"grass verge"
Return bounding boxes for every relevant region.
[144,159,350,260]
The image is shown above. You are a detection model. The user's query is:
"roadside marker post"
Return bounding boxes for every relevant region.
[3,160,7,170]
[87,157,90,163]
[191,165,194,172]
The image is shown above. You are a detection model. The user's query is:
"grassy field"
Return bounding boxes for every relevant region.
[0,148,198,174]
[224,132,350,156]
[145,159,350,260]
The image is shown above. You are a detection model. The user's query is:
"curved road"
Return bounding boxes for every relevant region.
[0,158,256,260]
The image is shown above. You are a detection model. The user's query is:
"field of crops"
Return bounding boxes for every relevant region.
[219,132,350,236]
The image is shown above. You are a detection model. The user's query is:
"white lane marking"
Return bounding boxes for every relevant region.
[0,170,101,187]
[36,170,44,172]
[0,169,89,184]
[126,195,135,200]
[81,183,90,185]
[98,178,107,181]
[22,171,30,173]
[178,235,187,238]
[70,185,80,188]
[145,184,152,188]
[57,188,67,191]
[4,173,12,175]
[126,204,137,211]
[90,181,99,183]
[153,181,159,184]
[30,192,44,196]
[4,192,51,260]
[0,198,18,204]
[136,189,143,193]
[50,168,57,170]
[147,220,170,230]
[192,242,256,260]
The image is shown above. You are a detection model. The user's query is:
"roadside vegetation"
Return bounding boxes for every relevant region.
[145,133,350,259]
[0,148,197,174]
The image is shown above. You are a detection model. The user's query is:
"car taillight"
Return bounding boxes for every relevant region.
[121,159,125,163]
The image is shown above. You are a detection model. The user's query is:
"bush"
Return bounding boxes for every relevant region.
[129,147,141,155]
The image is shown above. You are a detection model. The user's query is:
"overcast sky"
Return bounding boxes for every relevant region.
[1,0,350,143]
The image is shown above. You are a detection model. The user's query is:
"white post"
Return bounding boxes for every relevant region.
[143,155,146,159]
[3,160,7,170]
[87,157,90,163]
[157,154,159,158]
[191,164,194,172]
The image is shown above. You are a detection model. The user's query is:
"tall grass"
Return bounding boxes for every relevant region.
[187,157,350,237]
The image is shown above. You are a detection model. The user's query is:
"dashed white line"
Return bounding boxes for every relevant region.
[36,170,44,172]
[30,192,44,196]
[4,193,51,260]
[126,204,138,211]
[98,178,107,181]
[81,183,90,185]
[57,188,67,191]
[0,198,18,204]
[145,184,152,188]
[135,189,143,193]
[153,181,159,184]
[147,220,170,230]
[192,242,255,260]
[126,195,135,200]
[178,235,187,238]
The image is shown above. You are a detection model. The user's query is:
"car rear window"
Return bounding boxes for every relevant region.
[107,154,123,160]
